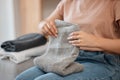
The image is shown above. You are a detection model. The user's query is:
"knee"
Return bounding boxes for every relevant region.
[15,73,30,80]
[15,75,24,80]
[15,66,40,80]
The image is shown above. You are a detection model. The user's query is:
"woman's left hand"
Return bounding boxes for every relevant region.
[67,31,103,51]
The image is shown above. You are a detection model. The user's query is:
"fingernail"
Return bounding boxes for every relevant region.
[55,34,58,37]
[68,37,72,39]
[56,30,58,33]
[69,41,72,43]
[69,33,73,36]
[67,37,70,40]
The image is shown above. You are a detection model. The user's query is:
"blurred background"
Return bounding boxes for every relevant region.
[0,0,60,45]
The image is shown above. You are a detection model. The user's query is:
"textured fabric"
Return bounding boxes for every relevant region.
[50,0,120,39]
[16,66,45,80]
[16,51,120,80]
[1,33,47,52]
[0,45,46,64]
[34,20,83,76]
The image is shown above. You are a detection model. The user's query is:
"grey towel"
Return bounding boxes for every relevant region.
[34,20,83,76]
[1,33,47,52]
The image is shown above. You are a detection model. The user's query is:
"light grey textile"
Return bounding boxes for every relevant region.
[0,45,46,64]
[34,20,83,76]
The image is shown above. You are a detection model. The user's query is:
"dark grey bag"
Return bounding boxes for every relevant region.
[34,20,83,76]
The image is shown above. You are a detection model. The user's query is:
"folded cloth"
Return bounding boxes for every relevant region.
[1,33,47,52]
[0,45,47,64]
[34,20,84,76]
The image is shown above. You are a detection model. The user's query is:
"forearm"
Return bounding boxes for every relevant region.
[98,38,120,54]
[98,20,120,54]
[39,9,63,36]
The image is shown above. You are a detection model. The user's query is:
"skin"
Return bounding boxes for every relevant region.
[67,29,120,54]
[39,20,58,37]
[38,9,63,37]
[38,3,120,55]
[39,20,120,55]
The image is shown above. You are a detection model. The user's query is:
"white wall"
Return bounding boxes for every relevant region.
[13,0,21,37]
[0,0,15,45]
[0,0,61,45]
[42,0,61,19]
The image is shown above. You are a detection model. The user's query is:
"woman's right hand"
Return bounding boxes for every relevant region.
[38,20,58,37]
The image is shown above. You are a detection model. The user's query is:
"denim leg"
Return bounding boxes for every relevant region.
[62,62,118,80]
[34,62,118,80]
[16,66,45,80]
[34,73,63,80]
[16,50,120,80]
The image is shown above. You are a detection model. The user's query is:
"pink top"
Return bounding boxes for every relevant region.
[50,0,120,39]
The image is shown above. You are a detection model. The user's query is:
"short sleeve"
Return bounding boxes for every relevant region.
[115,1,120,21]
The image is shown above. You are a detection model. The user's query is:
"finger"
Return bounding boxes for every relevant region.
[46,23,55,36]
[71,41,87,47]
[69,39,86,47]
[53,25,58,37]
[43,24,53,36]
[67,35,80,40]
[40,29,46,35]
[53,24,58,34]
[49,22,58,37]
[69,31,80,36]
[69,39,81,44]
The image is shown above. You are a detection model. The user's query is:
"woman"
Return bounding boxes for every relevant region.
[16,0,120,80]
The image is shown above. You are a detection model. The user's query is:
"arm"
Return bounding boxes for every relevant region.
[39,0,64,37]
[98,38,120,54]
[98,1,120,54]
[68,27,120,55]
[98,20,120,54]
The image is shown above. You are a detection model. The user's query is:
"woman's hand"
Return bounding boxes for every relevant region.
[67,31,103,51]
[38,20,58,37]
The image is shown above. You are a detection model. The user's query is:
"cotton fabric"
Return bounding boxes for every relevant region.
[52,0,120,39]
[34,20,83,76]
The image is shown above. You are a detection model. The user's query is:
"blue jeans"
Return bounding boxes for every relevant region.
[16,50,120,80]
